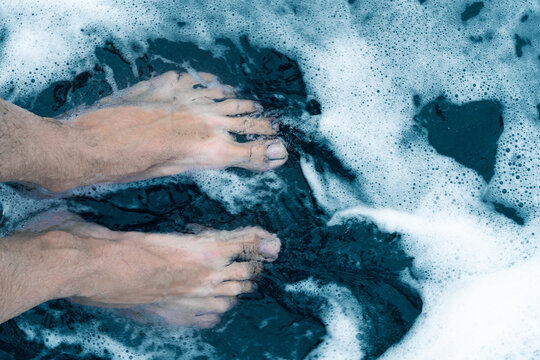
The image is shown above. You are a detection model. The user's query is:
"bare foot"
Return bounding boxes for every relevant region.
[52,71,288,191]
[20,212,280,328]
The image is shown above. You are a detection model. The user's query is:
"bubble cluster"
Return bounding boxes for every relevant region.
[188,170,286,214]
[287,279,366,359]
[16,306,214,359]
[0,184,62,235]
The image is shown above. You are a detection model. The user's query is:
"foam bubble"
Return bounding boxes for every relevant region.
[381,250,540,360]
[188,170,286,214]
[0,0,179,99]
[0,184,63,235]
[287,279,366,359]
[16,307,215,359]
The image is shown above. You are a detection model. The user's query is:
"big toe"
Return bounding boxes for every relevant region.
[231,139,288,171]
[222,227,281,262]
[258,236,281,261]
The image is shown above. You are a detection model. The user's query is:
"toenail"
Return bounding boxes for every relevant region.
[254,102,263,112]
[259,237,280,260]
[267,142,287,160]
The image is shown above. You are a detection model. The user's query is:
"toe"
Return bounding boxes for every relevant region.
[213,281,254,296]
[218,262,263,281]
[221,227,281,261]
[257,237,281,261]
[211,98,260,115]
[194,87,235,101]
[221,116,276,135]
[229,139,288,171]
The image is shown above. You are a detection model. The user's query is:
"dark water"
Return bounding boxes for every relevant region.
[0,37,512,359]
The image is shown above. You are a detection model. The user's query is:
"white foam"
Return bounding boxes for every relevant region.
[16,311,215,359]
[0,0,179,99]
[381,251,540,360]
[0,184,63,235]
[187,170,286,214]
[287,278,366,359]
[168,1,540,357]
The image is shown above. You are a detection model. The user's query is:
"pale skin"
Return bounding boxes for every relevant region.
[0,71,288,328]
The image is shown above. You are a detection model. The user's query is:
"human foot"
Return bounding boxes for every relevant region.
[76,225,280,328]
[43,71,288,191]
[19,212,280,328]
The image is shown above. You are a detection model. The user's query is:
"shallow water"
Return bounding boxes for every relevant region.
[0,1,539,359]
